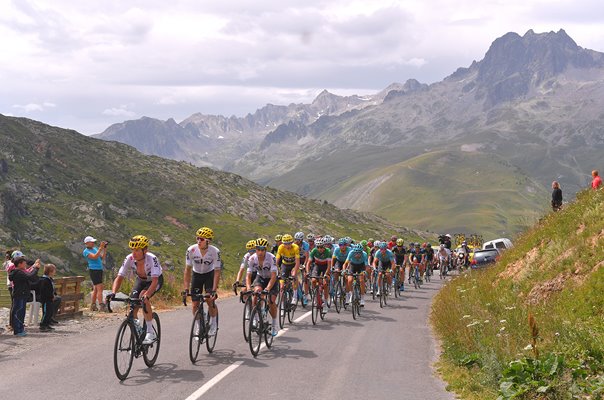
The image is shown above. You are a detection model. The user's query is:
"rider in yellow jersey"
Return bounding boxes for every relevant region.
[275,234,300,305]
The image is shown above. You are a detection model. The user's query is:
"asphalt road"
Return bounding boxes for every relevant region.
[0,277,455,400]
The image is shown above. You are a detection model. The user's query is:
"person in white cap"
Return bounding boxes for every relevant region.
[82,236,108,311]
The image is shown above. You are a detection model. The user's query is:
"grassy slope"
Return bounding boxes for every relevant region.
[315,150,547,238]
[432,189,604,399]
[0,115,431,299]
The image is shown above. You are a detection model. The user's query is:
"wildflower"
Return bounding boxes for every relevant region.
[484,320,490,323]
[500,319,507,323]
[466,321,480,327]
[505,306,516,310]
[500,327,506,332]
[462,315,471,319]
[524,344,534,351]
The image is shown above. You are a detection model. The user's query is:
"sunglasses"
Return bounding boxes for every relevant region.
[196,237,209,242]
[256,246,267,251]
[317,245,325,248]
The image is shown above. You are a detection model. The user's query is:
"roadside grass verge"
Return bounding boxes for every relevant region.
[432,189,604,399]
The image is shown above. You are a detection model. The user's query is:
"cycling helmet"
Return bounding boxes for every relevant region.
[282,234,294,244]
[338,238,347,246]
[315,238,324,247]
[345,236,352,244]
[379,242,388,249]
[255,238,269,249]
[274,234,283,242]
[462,241,467,245]
[246,240,256,250]
[129,235,149,250]
[196,227,214,240]
[307,233,314,240]
[294,232,304,241]
[331,236,336,244]
[427,243,432,247]
[390,235,397,241]
[422,242,427,248]
[374,240,381,248]
[396,238,404,246]
[445,234,452,239]
[352,244,363,253]
[368,238,375,243]
[360,240,368,247]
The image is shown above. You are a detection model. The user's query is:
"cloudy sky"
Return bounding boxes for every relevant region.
[1,0,603,134]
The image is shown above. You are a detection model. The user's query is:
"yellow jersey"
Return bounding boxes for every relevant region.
[276,243,300,265]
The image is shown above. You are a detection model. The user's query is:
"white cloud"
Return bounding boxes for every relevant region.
[0,0,602,134]
[102,106,136,117]
[12,102,56,112]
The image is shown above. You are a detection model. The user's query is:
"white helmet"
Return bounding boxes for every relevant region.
[294,232,304,240]
[445,234,452,238]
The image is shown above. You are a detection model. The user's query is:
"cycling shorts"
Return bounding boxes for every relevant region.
[311,263,328,277]
[191,270,215,294]
[252,276,280,296]
[349,263,365,275]
[281,263,296,279]
[131,274,164,298]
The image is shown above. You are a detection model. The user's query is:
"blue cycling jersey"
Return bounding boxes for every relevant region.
[346,251,368,265]
[333,246,351,262]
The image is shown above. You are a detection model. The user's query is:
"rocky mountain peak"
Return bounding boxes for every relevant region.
[474,29,604,106]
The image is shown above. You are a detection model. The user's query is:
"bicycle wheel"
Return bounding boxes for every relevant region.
[279,290,288,328]
[393,274,399,298]
[383,280,388,306]
[379,279,385,308]
[113,319,135,380]
[311,286,319,325]
[319,287,327,320]
[263,304,274,349]
[206,309,218,353]
[287,289,296,323]
[355,285,361,317]
[189,310,203,363]
[243,296,252,342]
[248,307,262,357]
[143,312,161,367]
[352,284,360,320]
[334,281,342,314]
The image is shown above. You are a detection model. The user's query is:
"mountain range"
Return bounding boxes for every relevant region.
[0,114,424,289]
[95,29,604,237]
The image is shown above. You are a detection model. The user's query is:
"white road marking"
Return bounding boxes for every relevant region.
[184,361,244,400]
[186,310,312,399]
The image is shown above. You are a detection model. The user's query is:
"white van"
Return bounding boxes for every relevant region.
[482,238,513,251]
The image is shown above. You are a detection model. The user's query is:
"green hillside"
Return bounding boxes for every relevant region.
[311,150,547,238]
[0,115,429,298]
[432,189,604,399]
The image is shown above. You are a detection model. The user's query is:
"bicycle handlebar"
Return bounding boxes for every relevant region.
[105,295,147,314]
[181,290,216,307]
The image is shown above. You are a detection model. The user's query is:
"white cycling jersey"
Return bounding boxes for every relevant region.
[186,244,221,274]
[247,252,278,279]
[118,252,162,281]
[240,251,254,270]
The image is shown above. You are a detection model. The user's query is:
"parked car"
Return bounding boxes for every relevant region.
[482,238,513,251]
[471,248,500,269]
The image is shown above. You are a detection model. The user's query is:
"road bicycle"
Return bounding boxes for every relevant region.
[344,272,362,320]
[378,268,390,308]
[439,257,448,279]
[233,283,253,342]
[392,265,403,298]
[248,290,275,357]
[106,295,161,381]
[183,289,218,363]
[310,275,328,325]
[425,260,433,283]
[278,276,296,328]
[411,264,422,289]
[329,267,344,313]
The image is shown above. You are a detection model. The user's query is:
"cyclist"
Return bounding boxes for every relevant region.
[306,238,332,306]
[331,238,351,284]
[343,244,368,306]
[271,234,282,255]
[425,243,435,277]
[392,238,407,291]
[276,234,300,304]
[409,243,425,283]
[307,233,316,252]
[183,227,221,337]
[387,235,397,250]
[234,240,256,291]
[373,242,395,296]
[109,235,163,345]
[294,232,311,304]
[246,238,279,337]
[437,244,451,276]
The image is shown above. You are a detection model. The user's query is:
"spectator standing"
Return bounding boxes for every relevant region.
[9,255,41,336]
[3,250,13,330]
[592,170,602,190]
[82,236,107,311]
[551,181,563,211]
[39,264,61,332]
